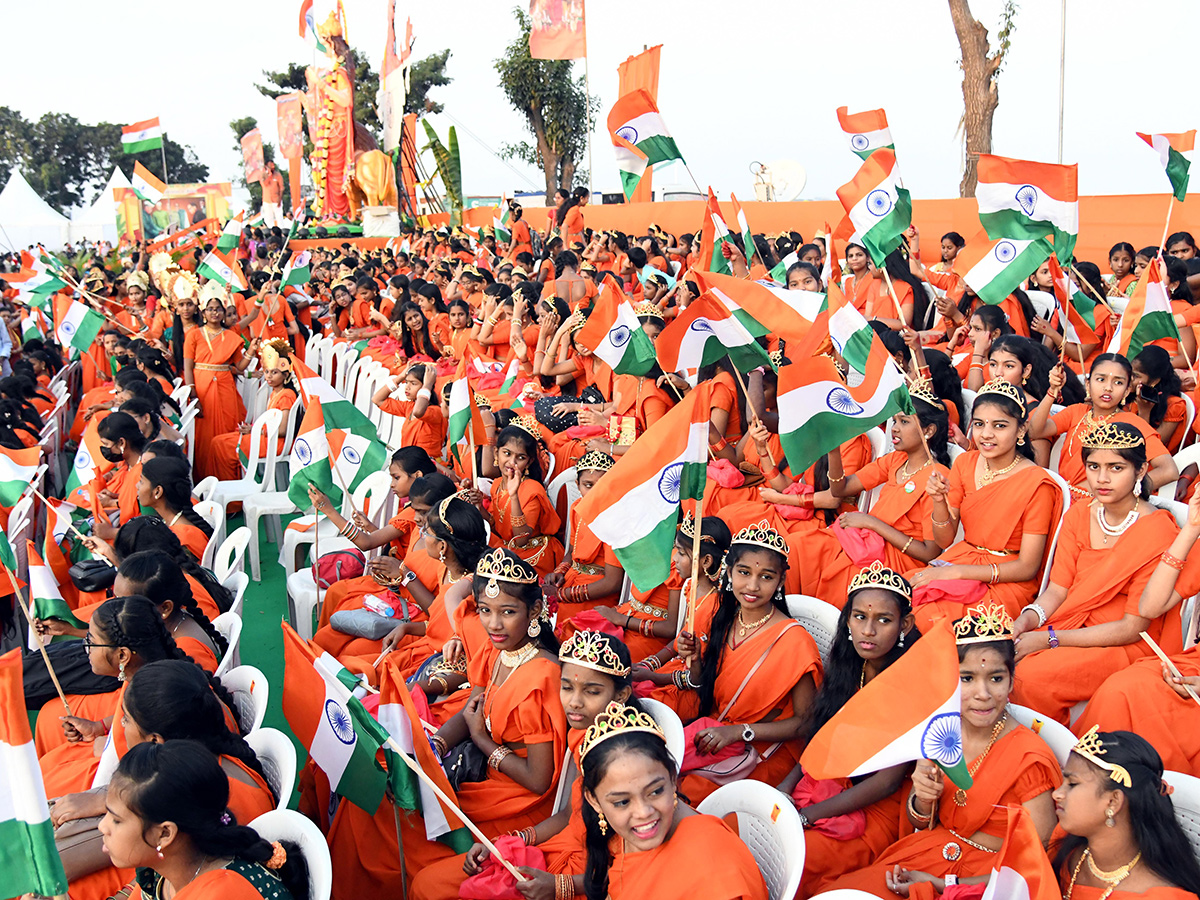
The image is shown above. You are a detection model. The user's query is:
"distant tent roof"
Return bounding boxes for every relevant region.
[0,169,70,252]
[69,167,130,244]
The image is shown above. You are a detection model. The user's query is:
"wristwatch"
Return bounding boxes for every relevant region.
[741,723,756,743]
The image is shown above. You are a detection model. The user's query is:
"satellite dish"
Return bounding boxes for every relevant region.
[765,159,807,201]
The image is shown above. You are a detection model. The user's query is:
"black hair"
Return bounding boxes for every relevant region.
[1089,352,1133,385]
[0,398,38,449]
[989,334,1043,397]
[1132,345,1182,429]
[673,515,733,582]
[447,297,472,323]
[123,377,181,417]
[142,456,212,538]
[786,261,823,288]
[471,548,559,654]
[697,356,749,441]
[955,634,1016,675]
[805,584,920,738]
[972,303,1012,337]
[391,445,436,476]
[884,248,931,327]
[1166,232,1197,253]
[118,551,227,659]
[113,517,233,614]
[554,251,580,277]
[113,742,309,900]
[873,323,911,365]
[626,246,647,270]
[970,391,1036,461]
[408,471,457,508]
[1164,257,1195,304]
[125,660,270,793]
[119,397,162,440]
[697,543,790,716]
[98,410,148,454]
[1081,422,1152,501]
[397,301,434,358]
[941,232,966,250]
[582,730,677,900]
[912,396,952,467]
[425,496,489,574]
[561,634,643,713]
[142,439,186,461]
[495,424,545,484]
[1109,242,1136,261]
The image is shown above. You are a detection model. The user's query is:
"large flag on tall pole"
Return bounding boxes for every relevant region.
[833,149,912,266]
[1107,256,1179,360]
[379,0,411,153]
[528,0,586,60]
[122,117,163,154]
[575,382,713,591]
[976,155,1079,263]
[836,106,895,160]
[0,649,69,898]
[1137,130,1195,202]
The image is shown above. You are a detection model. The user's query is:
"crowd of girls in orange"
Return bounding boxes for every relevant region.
[10,211,1200,900]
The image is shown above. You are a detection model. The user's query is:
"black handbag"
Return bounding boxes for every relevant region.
[442,740,489,790]
[68,559,117,593]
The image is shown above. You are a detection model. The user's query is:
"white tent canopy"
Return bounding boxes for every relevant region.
[0,168,70,252]
[69,167,129,244]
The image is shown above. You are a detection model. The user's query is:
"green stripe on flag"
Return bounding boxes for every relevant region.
[609,460,706,589]
[861,187,913,266]
[123,136,163,154]
[1125,310,1180,361]
[0,533,16,574]
[0,814,68,897]
[780,384,912,477]
[636,135,684,166]
[1166,147,1192,202]
[937,755,973,791]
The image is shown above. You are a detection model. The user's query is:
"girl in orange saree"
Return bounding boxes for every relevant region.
[827,606,1059,899]
[1051,730,1200,900]
[908,380,1062,628]
[183,296,255,481]
[1010,423,1179,724]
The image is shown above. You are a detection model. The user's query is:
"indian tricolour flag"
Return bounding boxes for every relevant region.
[730,192,757,265]
[26,543,83,650]
[287,400,334,509]
[1108,256,1178,360]
[777,330,912,477]
[827,286,877,375]
[693,270,821,347]
[957,229,1054,307]
[767,251,799,286]
[131,161,166,204]
[64,417,114,508]
[0,649,68,899]
[1047,255,1098,346]
[15,251,67,308]
[0,445,38,507]
[979,806,1061,900]
[976,154,1078,263]
[837,105,895,160]
[800,619,973,789]
[575,382,713,591]
[377,662,473,850]
[607,88,685,168]
[697,188,734,275]
[53,295,105,358]
[446,367,487,465]
[282,250,312,288]
[655,292,772,375]
[281,622,388,813]
[574,278,657,377]
[216,212,244,253]
[612,134,649,201]
[1138,130,1195,202]
[197,249,247,291]
[292,355,377,439]
[493,196,512,244]
[834,149,911,266]
[20,309,45,342]
[122,117,163,154]
[328,428,389,501]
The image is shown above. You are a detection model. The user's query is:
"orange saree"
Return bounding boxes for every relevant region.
[185,327,247,481]
[489,476,564,575]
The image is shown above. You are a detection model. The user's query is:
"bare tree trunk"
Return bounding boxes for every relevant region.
[948,0,1002,197]
[530,109,559,203]
[560,157,576,193]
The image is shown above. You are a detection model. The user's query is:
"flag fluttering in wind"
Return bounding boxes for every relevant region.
[26,543,84,651]
[655,292,772,376]
[197,249,247,291]
[446,356,490,465]
[611,135,649,201]
[573,279,657,377]
[1137,130,1195,202]
[692,270,821,347]
[1047,255,1099,346]
[834,149,912,266]
[14,250,67,308]
[493,195,512,244]
[131,161,166,204]
[1108,256,1179,360]
[53,295,105,359]
[957,230,1054,307]
[216,212,244,253]
[836,105,895,160]
[576,382,712,591]
[730,193,757,266]
[122,117,163,154]
[0,445,38,507]
[696,188,734,275]
[976,154,1079,263]
[281,250,312,288]
[287,398,388,510]
[607,89,684,194]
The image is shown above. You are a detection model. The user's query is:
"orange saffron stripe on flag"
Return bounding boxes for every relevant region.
[122,117,160,134]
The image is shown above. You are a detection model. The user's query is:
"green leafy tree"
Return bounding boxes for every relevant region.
[494,7,597,202]
[421,120,462,225]
[406,50,453,115]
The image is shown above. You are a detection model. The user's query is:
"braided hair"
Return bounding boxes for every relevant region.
[113,742,309,900]
[141,457,213,539]
[124,660,272,799]
[113,517,233,613]
[0,398,39,449]
[118,550,227,658]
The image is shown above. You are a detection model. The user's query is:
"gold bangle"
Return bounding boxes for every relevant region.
[901,536,914,554]
[932,516,952,528]
[907,792,932,822]
[828,473,846,484]
[1161,551,1186,571]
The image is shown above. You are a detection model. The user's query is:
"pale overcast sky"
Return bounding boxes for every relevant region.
[1,0,1195,206]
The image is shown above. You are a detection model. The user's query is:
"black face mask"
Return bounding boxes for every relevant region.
[99,444,124,463]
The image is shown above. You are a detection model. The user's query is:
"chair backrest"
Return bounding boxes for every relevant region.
[193,499,223,534]
[214,527,252,582]
[1007,703,1077,766]
[335,345,360,394]
[1026,290,1055,320]
[218,664,269,732]
[1159,444,1200,499]
[640,697,686,772]
[222,571,249,618]
[785,594,841,666]
[1165,769,1200,864]
[276,395,304,459]
[244,727,297,810]
[1049,432,1067,472]
[811,890,887,900]
[1151,495,1190,528]
[354,469,396,529]
[212,611,243,677]
[547,466,577,539]
[249,809,332,900]
[244,408,284,491]
[697,780,805,900]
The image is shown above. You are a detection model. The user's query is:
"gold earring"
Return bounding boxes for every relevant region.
[597,810,608,835]
[527,617,541,638]
[1106,808,1116,827]
[1018,433,1026,446]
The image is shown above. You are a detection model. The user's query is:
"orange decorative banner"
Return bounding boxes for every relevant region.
[241,128,265,184]
[277,94,305,161]
[528,0,585,60]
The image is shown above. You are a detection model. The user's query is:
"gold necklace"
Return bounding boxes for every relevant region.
[1064,849,1142,900]
[978,455,1020,487]
[736,607,773,638]
[499,642,539,669]
[953,712,1008,806]
[860,663,868,690]
[897,456,933,483]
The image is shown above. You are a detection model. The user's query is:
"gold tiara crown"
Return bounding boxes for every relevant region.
[580,701,664,762]
[512,415,542,441]
[473,392,492,409]
[678,510,697,539]
[258,338,293,372]
[634,301,664,319]
[476,548,538,599]
[731,520,788,556]
[567,314,588,335]
[576,450,615,473]
[560,630,630,678]
[908,377,944,410]
[1072,726,1133,788]
[1081,421,1146,451]
[435,492,473,534]
[976,378,1024,407]
[954,603,1014,645]
[848,560,911,600]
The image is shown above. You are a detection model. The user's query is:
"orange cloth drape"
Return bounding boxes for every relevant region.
[185,328,247,481]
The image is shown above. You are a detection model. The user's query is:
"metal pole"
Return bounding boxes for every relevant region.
[160,131,172,234]
[1057,0,1066,164]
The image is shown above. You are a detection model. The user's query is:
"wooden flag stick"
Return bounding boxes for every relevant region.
[1069,264,1115,314]
[880,268,908,324]
[729,364,776,469]
[1160,195,1177,255]
[1140,630,1200,708]
[3,564,71,716]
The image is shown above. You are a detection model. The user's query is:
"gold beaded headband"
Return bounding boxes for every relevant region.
[634,301,665,320]
[435,492,473,535]
[1072,726,1133,788]
[953,603,1014,645]
[975,378,1024,407]
[1080,422,1145,451]
[848,561,911,601]
[575,450,615,474]
[580,701,664,762]
[559,630,630,678]
[731,520,788,556]
[475,548,538,599]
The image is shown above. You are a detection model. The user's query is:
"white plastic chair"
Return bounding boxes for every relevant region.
[547,466,578,540]
[1159,444,1200,499]
[811,890,884,900]
[1166,769,1200,861]
[249,810,331,900]
[1007,703,1077,766]
[192,408,284,520]
[1048,433,1067,473]
[219,664,269,732]
[698,781,805,900]
[212,527,251,583]
[222,570,249,618]
[244,728,297,810]
[785,594,841,666]
[640,697,686,772]
[1183,394,1197,449]
[212,611,243,677]
[277,468,394,578]
[858,428,890,512]
[1151,495,1190,528]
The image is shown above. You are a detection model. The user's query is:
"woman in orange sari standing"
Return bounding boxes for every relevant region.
[208,338,298,483]
[826,605,1060,899]
[183,294,255,481]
